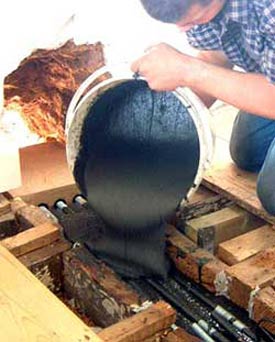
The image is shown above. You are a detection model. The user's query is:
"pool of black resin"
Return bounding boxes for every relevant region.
[73,80,200,278]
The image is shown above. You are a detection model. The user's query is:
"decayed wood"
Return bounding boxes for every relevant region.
[203,162,275,224]
[0,211,18,239]
[218,225,275,265]
[98,301,176,342]
[178,195,232,222]
[63,246,142,327]
[11,197,55,229]
[166,226,227,290]
[0,243,102,342]
[1,222,60,257]
[19,239,71,293]
[185,206,261,253]
[252,286,275,335]
[227,247,275,309]
[201,259,229,293]
[161,328,200,342]
[0,193,10,215]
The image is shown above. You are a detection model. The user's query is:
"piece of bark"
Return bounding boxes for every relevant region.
[227,247,275,309]
[63,246,143,327]
[19,239,71,293]
[4,40,105,143]
[1,222,60,257]
[98,301,176,342]
[11,197,55,229]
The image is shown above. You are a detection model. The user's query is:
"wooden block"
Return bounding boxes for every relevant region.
[161,328,200,342]
[63,246,142,327]
[252,286,275,335]
[185,206,259,252]
[167,226,228,292]
[11,197,55,229]
[1,222,60,257]
[0,193,10,215]
[0,244,102,342]
[227,247,275,309]
[19,239,71,293]
[98,301,176,342]
[188,186,216,204]
[218,225,275,265]
[0,211,18,239]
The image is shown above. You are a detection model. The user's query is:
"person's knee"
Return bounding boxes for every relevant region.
[257,175,275,215]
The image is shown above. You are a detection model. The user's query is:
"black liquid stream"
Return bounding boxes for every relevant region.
[74,80,200,278]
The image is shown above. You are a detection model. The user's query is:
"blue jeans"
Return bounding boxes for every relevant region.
[230,112,275,215]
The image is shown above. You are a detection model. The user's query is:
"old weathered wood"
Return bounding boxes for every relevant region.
[161,328,200,342]
[19,239,71,293]
[166,226,227,290]
[203,162,275,224]
[1,222,60,257]
[98,301,176,342]
[252,286,275,335]
[0,243,102,342]
[63,246,142,327]
[201,259,229,293]
[0,193,10,215]
[178,195,233,222]
[11,197,55,229]
[185,206,261,253]
[218,225,275,265]
[226,247,275,309]
[0,211,18,239]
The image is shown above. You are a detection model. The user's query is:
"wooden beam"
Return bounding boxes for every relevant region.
[252,286,275,335]
[0,244,102,342]
[185,206,261,253]
[0,193,10,215]
[166,225,227,291]
[98,301,176,342]
[11,197,55,229]
[63,246,142,327]
[1,222,60,257]
[226,247,275,309]
[19,239,71,293]
[218,225,275,265]
[161,328,200,342]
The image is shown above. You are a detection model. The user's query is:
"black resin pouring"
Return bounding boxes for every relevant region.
[71,79,200,278]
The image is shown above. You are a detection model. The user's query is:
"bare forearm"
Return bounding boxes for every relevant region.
[189,60,275,119]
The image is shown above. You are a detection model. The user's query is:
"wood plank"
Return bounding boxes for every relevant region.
[218,225,275,265]
[252,286,275,335]
[226,247,275,309]
[203,162,275,224]
[63,246,142,327]
[1,222,60,257]
[166,225,227,291]
[98,301,176,342]
[185,206,261,253]
[9,142,74,201]
[188,186,216,204]
[11,197,56,229]
[0,193,10,215]
[19,239,71,293]
[0,244,102,342]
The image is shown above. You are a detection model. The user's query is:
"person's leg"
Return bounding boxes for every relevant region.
[230,111,275,172]
[257,137,275,215]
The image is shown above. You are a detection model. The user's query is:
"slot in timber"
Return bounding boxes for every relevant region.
[218,224,275,265]
[203,162,275,224]
[19,239,71,293]
[252,286,275,335]
[63,246,143,327]
[98,301,176,342]
[0,193,10,215]
[166,225,228,292]
[0,243,102,342]
[226,247,275,309]
[184,205,262,253]
[0,211,18,239]
[1,222,61,257]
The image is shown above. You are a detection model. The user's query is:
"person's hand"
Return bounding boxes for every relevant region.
[131,43,198,91]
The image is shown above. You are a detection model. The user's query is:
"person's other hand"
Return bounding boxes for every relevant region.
[131,43,197,91]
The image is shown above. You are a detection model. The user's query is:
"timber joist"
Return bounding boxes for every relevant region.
[0,179,275,340]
